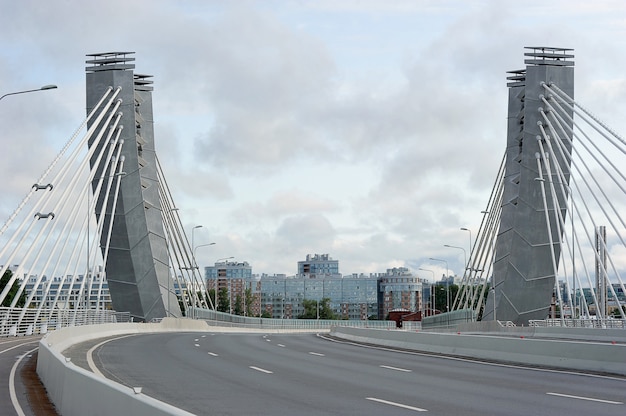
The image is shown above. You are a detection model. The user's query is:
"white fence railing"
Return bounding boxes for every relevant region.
[0,307,131,337]
[529,318,626,329]
[190,307,402,331]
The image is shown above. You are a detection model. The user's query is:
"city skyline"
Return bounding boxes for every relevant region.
[2,1,626,279]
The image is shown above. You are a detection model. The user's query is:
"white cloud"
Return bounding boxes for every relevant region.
[2,0,626,278]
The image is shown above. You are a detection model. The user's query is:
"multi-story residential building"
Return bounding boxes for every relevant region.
[205,261,257,314]
[377,267,424,319]
[259,274,378,320]
[23,272,112,310]
[297,254,340,277]
[204,257,428,321]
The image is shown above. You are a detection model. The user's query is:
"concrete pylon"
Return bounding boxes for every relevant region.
[86,52,181,321]
[485,47,575,325]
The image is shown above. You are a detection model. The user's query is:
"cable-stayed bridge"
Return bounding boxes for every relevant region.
[1,48,626,337]
[449,47,626,327]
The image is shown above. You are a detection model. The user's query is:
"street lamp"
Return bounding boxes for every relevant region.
[191,225,203,268]
[444,244,467,310]
[418,268,435,316]
[194,242,216,309]
[193,242,216,261]
[443,244,466,272]
[0,84,57,101]
[460,227,472,261]
[429,257,449,312]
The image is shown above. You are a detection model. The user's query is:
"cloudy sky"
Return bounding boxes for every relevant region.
[1,0,626,280]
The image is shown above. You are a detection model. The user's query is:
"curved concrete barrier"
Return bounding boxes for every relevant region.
[330,326,626,376]
[36,317,329,415]
[37,318,212,416]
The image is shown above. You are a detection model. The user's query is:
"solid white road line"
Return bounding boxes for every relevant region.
[250,366,273,374]
[9,346,38,416]
[366,397,427,412]
[0,341,38,356]
[546,392,623,405]
[87,334,136,377]
[380,365,412,372]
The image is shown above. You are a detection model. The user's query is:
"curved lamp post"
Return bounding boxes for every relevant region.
[419,268,436,315]
[429,257,449,312]
[0,84,57,101]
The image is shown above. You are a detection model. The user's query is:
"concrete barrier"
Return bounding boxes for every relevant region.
[36,317,333,415]
[38,318,626,415]
[330,326,626,376]
[37,318,215,416]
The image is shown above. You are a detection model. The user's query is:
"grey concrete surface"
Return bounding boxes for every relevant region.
[86,331,625,415]
[0,336,43,416]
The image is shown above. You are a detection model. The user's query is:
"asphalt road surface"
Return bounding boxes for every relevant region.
[0,336,55,416]
[86,332,626,416]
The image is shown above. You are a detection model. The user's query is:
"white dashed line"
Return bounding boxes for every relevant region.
[309,352,325,356]
[250,366,273,374]
[380,365,412,372]
[207,352,218,357]
[366,397,427,412]
[547,392,623,405]
[277,344,286,348]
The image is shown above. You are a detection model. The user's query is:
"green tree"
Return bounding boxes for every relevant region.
[234,294,243,315]
[611,305,626,318]
[298,298,337,319]
[217,287,230,313]
[0,270,26,308]
[433,283,459,312]
[208,288,216,309]
[244,288,254,316]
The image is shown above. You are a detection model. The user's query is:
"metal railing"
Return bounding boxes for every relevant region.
[529,318,626,329]
[0,307,131,337]
[191,308,400,331]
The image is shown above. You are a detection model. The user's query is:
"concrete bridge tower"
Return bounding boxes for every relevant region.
[85,52,181,321]
[485,47,575,325]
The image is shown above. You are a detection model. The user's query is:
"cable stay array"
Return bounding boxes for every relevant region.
[454,82,626,324]
[0,87,202,333]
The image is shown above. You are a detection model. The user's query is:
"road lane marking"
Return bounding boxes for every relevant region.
[208,352,218,356]
[546,392,623,405]
[194,339,199,342]
[277,344,286,348]
[250,366,273,374]
[309,352,325,356]
[194,343,200,347]
[319,334,626,382]
[9,347,38,416]
[0,340,39,355]
[87,334,137,377]
[366,397,427,412]
[266,339,271,342]
[380,365,412,372]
